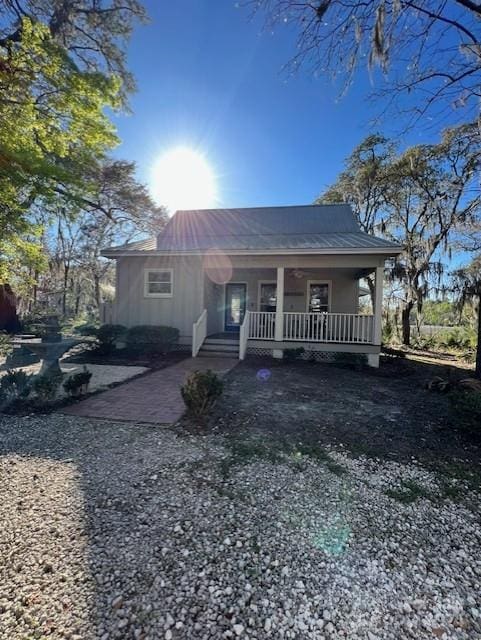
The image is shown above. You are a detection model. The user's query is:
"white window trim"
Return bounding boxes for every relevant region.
[144,268,174,298]
[257,280,277,311]
[306,279,332,312]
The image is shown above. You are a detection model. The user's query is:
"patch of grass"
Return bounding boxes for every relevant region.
[219,435,347,478]
[385,479,433,504]
[436,462,481,495]
[439,481,464,502]
[326,460,348,476]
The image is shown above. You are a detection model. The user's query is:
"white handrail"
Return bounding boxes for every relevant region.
[239,310,250,360]
[283,312,373,343]
[192,309,207,357]
[247,311,374,344]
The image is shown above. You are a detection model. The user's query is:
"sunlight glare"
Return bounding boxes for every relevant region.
[151,146,217,213]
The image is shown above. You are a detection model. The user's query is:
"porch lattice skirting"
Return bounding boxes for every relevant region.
[245,346,338,361]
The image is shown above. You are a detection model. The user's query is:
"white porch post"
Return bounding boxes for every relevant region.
[369,265,384,368]
[273,266,284,358]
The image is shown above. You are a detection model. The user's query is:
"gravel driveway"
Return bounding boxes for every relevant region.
[0,414,480,640]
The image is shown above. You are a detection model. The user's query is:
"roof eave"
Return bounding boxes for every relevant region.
[102,245,403,259]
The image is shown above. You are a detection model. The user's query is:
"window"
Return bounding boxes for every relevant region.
[259,282,277,312]
[307,281,330,313]
[144,269,173,298]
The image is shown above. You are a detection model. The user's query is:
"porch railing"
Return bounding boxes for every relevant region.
[192,309,207,357]
[248,311,276,340]
[247,312,374,344]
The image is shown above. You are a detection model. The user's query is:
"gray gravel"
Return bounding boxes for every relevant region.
[0,414,480,640]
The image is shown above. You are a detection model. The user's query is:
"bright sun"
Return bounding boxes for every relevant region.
[150,146,217,213]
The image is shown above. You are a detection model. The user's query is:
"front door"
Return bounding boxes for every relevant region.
[225,283,247,332]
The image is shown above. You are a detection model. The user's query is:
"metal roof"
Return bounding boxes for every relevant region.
[103,205,402,256]
[104,237,156,254]
[155,205,400,252]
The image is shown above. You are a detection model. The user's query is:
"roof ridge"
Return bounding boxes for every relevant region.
[160,231,368,237]
[174,203,349,213]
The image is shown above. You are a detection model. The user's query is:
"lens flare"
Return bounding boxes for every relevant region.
[151,146,217,213]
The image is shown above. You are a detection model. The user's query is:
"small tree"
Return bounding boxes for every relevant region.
[452,257,481,378]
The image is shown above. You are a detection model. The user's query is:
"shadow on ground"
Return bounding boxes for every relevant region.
[208,355,481,466]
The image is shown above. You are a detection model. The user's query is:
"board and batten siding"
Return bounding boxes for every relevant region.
[115,255,204,339]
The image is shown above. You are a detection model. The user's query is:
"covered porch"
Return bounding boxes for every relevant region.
[193,256,384,366]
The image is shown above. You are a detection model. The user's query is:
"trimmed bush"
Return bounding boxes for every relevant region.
[74,323,99,337]
[32,372,63,401]
[95,324,127,355]
[126,325,179,355]
[0,369,32,401]
[63,366,92,396]
[181,370,223,420]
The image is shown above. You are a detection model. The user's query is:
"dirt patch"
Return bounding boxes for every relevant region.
[207,355,481,467]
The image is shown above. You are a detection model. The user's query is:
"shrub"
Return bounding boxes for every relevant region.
[283,347,305,362]
[449,389,481,432]
[32,372,63,401]
[0,331,13,358]
[126,325,179,355]
[0,369,32,400]
[181,370,223,420]
[95,324,127,355]
[333,352,368,370]
[74,323,99,337]
[63,366,92,396]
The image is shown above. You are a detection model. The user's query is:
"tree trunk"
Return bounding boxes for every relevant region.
[366,274,375,312]
[93,274,101,309]
[476,294,481,379]
[74,283,81,316]
[401,301,414,346]
[0,284,21,333]
[62,263,70,316]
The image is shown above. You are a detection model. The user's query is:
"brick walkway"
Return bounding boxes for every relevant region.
[61,357,238,424]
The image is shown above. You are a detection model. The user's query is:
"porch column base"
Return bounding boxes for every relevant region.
[367,353,380,368]
[273,349,284,359]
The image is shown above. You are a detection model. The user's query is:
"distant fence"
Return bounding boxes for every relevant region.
[412,324,455,336]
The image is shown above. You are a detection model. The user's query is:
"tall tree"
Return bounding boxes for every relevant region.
[318,134,395,303]
[248,1,481,126]
[26,159,167,317]
[385,124,480,345]
[0,1,147,284]
[0,1,149,329]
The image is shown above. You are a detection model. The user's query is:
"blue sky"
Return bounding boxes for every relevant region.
[113,1,443,210]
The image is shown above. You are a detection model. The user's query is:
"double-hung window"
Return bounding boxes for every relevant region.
[144,269,173,298]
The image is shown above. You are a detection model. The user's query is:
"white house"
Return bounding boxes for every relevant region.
[102,204,402,366]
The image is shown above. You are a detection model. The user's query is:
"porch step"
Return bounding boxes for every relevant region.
[199,342,239,354]
[197,350,238,358]
[203,338,239,347]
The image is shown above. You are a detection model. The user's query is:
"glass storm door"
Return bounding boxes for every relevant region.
[225,283,247,332]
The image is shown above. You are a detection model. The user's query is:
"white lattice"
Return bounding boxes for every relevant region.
[246,347,273,357]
